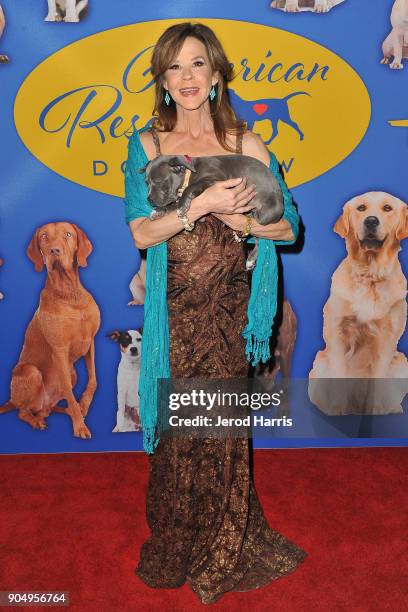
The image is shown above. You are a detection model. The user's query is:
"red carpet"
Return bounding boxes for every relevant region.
[0,448,407,611]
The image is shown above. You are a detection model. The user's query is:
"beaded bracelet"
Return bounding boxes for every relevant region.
[176,208,195,231]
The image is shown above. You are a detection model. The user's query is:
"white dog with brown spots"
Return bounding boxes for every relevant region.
[46,0,88,22]
[271,0,344,13]
[382,0,408,69]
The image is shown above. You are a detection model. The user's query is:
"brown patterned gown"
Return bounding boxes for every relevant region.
[136,129,307,605]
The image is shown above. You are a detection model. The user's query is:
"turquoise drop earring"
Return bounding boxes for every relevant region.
[164,90,171,106]
[209,86,216,101]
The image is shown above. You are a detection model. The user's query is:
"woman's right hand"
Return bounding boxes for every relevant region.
[193,177,257,216]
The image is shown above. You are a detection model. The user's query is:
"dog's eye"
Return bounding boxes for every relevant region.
[65,232,72,237]
[383,204,393,212]
[40,233,47,240]
[357,204,366,212]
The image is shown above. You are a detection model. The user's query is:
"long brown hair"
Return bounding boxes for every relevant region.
[150,22,245,152]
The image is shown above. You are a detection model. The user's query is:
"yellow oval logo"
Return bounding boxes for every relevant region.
[14,19,371,197]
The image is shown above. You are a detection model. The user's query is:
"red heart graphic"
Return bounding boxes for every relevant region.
[253,103,268,116]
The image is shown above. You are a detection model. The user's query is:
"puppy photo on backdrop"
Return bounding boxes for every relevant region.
[255,299,297,383]
[140,153,284,270]
[0,222,100,437]
[45,0,88,22]
[271,0,345,13]
[309,192,408,415]
[382,0,408,69]
[108,330,142,433]
[0,4,9,63]
[254,299,297,415]
[128,250,147,306]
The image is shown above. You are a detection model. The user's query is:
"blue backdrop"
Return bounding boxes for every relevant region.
[1,0,407,453]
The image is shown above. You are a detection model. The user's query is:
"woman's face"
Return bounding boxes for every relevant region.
[163,36,218,111]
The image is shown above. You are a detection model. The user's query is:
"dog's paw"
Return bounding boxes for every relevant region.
[246,259,257,272]
[45,14,57,21]
[32,418,48,430]
[314,0,330,12]
[73,421,92,439]
[284,1,299,12]
[149,209,164,220]
[64,15,80,23]
[0,55,9,63]
[380,57,391,65]
[390,61,404,70]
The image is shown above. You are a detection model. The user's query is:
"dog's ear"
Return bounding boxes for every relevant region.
[107,331,121,342]
[138,326,143,336]
[334,206,350,238]
[168,155,196,173]
[71,223,93,267]
[395,203,408,241]
[138,163,149,174]
[26,229,44,272]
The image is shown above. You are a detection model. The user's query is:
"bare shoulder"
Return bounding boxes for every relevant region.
[242,131,270,166]
[139,130,156,161]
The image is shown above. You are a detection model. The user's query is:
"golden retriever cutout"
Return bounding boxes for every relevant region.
[309,192,408,415]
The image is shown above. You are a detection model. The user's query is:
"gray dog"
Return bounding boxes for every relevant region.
[139,154,284,270]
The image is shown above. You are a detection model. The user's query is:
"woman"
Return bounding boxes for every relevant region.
[124,22,307,605]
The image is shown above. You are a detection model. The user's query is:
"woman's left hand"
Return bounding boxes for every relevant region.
[211,212,295,242]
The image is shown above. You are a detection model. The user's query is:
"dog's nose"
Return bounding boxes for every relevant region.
[364,216,379,229]
[50,247,61,255]
[130,347,138,356]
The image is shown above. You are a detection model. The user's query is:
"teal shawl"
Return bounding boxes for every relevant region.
[124,129,299,454]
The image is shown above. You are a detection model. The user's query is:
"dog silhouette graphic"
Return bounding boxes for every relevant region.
[228,89,309,144]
